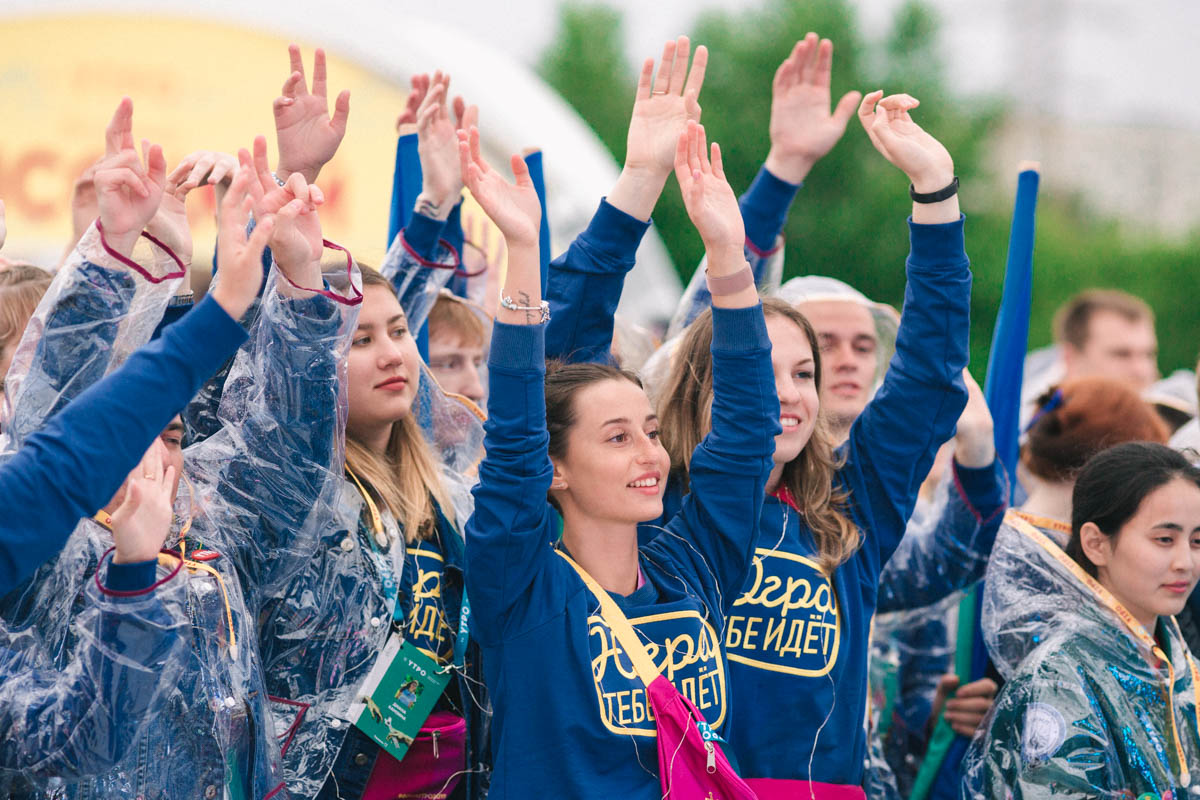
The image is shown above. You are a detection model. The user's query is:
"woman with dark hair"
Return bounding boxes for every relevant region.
[965,442,1200,798]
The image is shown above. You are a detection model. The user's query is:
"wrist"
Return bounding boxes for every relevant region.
[608,166,668,222]
[415,190,456,221]
[763,148,815,185]
[275,163,319,186]
[909,169,956,195]
[103,228,142,260]
[953,434,995,469]
[704,244,749,275]
[113,546,159,565]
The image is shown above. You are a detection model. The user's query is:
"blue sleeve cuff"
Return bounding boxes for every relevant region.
[580,199,651,269]
[953,458,1006,517]
[150,299,193,342]
[444,200,465,254]
[907,214,967,270]
[710,303,770,354]
[403,212,449,262]
[489,321,547,373]
[103,559,158,592]
[739,166,800,254]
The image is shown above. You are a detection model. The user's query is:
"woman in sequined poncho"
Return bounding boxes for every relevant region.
[963,443,1200,800]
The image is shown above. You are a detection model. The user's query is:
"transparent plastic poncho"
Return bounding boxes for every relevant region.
[254,239,488,798]
[963,511,1200,799]
[0,557,188,789]
[0,230,361,798]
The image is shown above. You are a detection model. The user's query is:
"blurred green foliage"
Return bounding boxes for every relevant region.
[539,0,1200,376]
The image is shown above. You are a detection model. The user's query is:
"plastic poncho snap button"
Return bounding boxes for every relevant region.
[340,537,355,552]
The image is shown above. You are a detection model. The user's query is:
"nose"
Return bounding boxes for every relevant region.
[464,364,485,403]
[775,373,802,406]
[1172,539,1195,574]
[377,337,406,369]
[635,430,661,463]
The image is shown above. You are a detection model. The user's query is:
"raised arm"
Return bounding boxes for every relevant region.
[840,90,969,571]
[381,71,474,329]
[186,145,359,594]
[459,126,564,640]
[877,372,1007,612]
[545,36,706,363]
[650,122,780,609]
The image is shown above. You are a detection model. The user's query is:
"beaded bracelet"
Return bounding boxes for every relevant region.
[500,294,550,323]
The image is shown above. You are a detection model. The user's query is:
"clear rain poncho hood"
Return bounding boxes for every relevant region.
[963,509,1200,799]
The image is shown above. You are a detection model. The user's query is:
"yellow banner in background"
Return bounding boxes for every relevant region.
[0,13,505,280]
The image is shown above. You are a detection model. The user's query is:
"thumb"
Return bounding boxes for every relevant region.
[832,90,862,130]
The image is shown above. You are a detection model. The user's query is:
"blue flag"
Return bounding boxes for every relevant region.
[522,150,551,294]
[983,168,1040,498]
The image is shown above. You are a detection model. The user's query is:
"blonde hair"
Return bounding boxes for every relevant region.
[657,297,859,573]
[0,265,52,349]
[428,291,486,347]
[344,267,455,541]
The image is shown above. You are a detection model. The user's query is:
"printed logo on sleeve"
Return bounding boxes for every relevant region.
[725,548,840,677]
[587,609,726,737]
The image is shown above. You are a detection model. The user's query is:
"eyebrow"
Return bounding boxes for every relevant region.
[357,314,407,331]
[165,422,185,433]
[602,415,658,426]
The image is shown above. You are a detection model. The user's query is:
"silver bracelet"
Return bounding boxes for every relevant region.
[500,294,550,323]
[270,171,287,188]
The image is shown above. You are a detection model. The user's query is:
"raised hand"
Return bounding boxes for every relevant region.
[609,36,708,220]
[457,127,540,249]
[95,98,167,258]
[674,121,744,257]
[416,72,467,216]
[626,36,707,178]
[954,369,995,467]
[166,150,237,193]
[857,90,954,192]
[396,73,431,132]
[764,33,861,183]
[274,45,351,185]
[248,137,324,292]
[111,439,177,564]
[208,165,273,321]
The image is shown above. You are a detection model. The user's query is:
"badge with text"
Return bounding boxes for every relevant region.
[346,635,449,762]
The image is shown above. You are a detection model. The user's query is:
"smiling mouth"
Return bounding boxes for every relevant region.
[627,476,660,491]
[780,415,801,430]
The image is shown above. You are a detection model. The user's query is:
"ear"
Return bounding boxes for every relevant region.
[1060,342,1082,377]
[1079,521,1112,569]
[549,460,568,491]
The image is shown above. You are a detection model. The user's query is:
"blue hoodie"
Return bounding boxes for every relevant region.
[466,304,779,798]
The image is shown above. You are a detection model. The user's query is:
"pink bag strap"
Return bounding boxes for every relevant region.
[556,550,660,686]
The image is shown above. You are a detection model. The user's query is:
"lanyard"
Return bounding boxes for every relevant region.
[344,466,471,670]
[345,467,403,624]
[1009,511,1198,784]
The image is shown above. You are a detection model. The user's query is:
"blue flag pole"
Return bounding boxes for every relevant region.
[983,165,1040,499]
[522,149,551,294]
[388,132,429,359]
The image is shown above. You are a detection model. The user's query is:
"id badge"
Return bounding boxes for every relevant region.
[346,634,450,763]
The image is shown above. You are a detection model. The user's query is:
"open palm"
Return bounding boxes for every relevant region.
[625,36,708,176]
[274,45,351,184]
[458,128,540,248]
